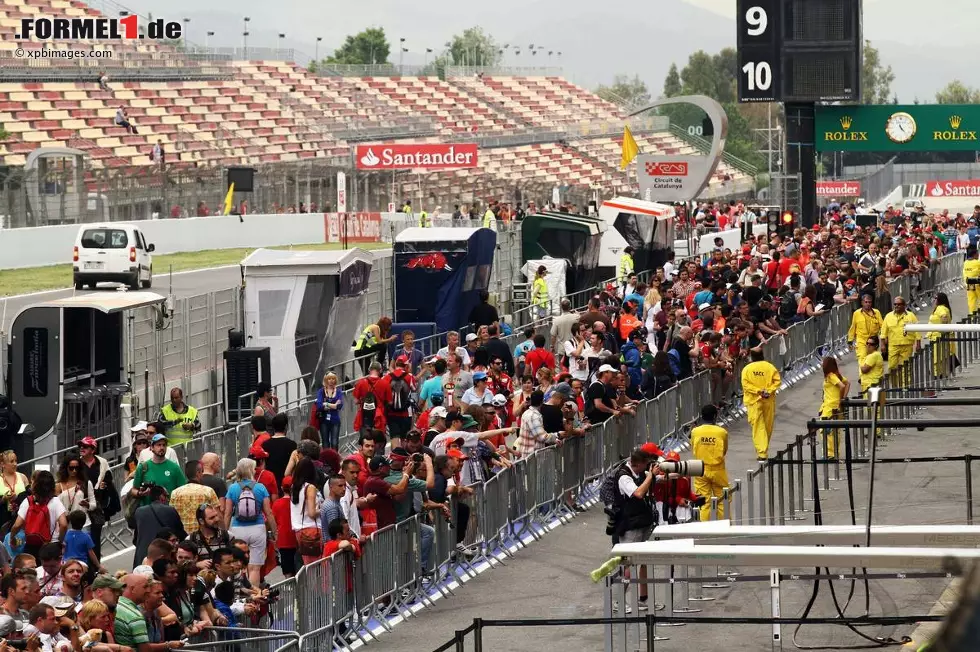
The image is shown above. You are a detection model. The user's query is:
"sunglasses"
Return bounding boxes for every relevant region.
[68,466,79,471]
[866,341,876,346]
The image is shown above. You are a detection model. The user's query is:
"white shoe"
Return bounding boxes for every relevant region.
[612,601,632,614]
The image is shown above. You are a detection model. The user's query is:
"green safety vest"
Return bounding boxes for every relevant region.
[159,403,198,444]
[618,253,634,283]
[532,277,549,308]
[354,325,377,352]
[418,211,430,227]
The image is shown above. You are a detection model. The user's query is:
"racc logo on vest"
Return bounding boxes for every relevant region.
[933,115,977,142]
[824,115,868,142]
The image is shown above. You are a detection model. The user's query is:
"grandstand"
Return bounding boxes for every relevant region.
[0,0,756,220]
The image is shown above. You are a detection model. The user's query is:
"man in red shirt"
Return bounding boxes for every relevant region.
[524,333,555,378]
[488,355,513,396]
[352,362,386,434]
[248,445,279,498]
[348,431,382,494]
[361,457,413,531]
[374,357,416,448]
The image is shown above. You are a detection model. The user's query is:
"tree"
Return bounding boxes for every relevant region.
[0,127,9,141]
[448,27,501,67]
[862,40,894,105]
[325,27,390,65]
[595,74,651,109]
[662,64,681,98]
[935,80,980,104]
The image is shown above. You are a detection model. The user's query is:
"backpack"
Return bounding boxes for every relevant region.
[778,295,798,321]
[235,482,260,522]
[388,376,411,412]
[360,377,379,426]
[23,497,52,547]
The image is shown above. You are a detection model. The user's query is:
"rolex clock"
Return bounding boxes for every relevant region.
[885,111,917,144]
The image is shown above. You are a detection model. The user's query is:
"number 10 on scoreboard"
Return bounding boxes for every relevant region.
[737,0,781,102]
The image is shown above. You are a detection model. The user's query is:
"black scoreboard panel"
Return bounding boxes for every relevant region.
[737,0,862,103]
[736,0,780,102]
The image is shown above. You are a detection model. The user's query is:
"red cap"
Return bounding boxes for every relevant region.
[640,443,663,458]
[447,449,467,460]
[248,445,269,459]
[78,437,97,448]
[812,224,821,231]
[395,355,409,365]
[665,451,680,462]
[281,476,293,490]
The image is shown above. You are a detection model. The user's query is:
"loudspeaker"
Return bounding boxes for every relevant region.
[223,347,270,423]
[227,167,255,193]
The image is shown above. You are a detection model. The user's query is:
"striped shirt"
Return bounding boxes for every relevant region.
[515,406,557,457]
[114,596,149,646]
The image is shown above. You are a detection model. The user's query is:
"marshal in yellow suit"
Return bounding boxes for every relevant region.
[741,355,781,460]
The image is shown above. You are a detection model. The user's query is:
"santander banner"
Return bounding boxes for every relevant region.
[355,143,479,170]
[926,180,980,197]
[815,181,861,197]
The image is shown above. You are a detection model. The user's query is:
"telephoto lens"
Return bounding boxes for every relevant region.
[658,459,705,477]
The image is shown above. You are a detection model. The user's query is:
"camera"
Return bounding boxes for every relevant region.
[411,453,425,464]
[658,460,705,477]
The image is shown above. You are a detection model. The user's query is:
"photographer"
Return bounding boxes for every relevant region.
[611,449,659,612]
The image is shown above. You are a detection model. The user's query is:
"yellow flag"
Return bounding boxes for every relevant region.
[223,182,235,215]
[620,125,639,170]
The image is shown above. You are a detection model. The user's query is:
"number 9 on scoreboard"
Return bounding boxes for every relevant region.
[737,0,781,102]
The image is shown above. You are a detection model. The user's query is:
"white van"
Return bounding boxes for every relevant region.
[72,223,154,290]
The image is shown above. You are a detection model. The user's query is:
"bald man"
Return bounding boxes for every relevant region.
[199,452,227,500]
[115,574,153,650]
[669,326,699,380]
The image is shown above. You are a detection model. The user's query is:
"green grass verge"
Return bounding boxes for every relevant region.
[0,242,390,297]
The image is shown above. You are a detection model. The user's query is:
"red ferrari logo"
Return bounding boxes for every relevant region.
[644,162,689,176]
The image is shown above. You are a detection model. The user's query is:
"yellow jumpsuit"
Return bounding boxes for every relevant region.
[860,350,885,437]
[741,360,781,459]
[881,310,919,385]
[929,305,953,377]
[964,257,980,315]
[847,308,883,363]
[820,372,847,458]
[691,423,729,521]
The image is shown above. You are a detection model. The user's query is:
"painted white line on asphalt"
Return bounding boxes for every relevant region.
[0,265,239,301]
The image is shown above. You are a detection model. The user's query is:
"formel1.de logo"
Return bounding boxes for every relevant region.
[17,16,183,40]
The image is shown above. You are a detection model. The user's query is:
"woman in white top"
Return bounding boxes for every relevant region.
[0,450,28,525]
[289,457,323,565]
[56,452,97,529]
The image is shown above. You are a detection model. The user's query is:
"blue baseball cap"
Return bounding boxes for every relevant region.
[472,371,488,382]
[150,433,167,444]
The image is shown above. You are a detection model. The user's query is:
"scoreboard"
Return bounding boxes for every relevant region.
[737,0,862,104]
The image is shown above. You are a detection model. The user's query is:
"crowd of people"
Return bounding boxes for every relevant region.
[0,195,967,648]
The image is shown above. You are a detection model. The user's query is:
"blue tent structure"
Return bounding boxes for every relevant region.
[393,227,496,334]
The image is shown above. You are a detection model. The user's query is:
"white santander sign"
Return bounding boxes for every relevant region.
[354,143,479,170]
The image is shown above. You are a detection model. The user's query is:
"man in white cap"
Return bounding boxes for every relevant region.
[585,364,621,424]
[24,599,72,651]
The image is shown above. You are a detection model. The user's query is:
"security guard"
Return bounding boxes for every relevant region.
[483,201,498,232]
[531,264,550,319]
[847,293,883,362]
[690,404,728,521]
[964,246,980,314]
[401,199,413,214]
[881,296,919,383]
[418,208,431,228]
[740,349,780,460]
[158,386,201,445]
[859,335,884,395]
[618,246,635,293]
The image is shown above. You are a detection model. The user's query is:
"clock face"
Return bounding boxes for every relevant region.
[886,112,917,143]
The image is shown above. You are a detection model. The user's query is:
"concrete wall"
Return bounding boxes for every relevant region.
[0,212,330,270]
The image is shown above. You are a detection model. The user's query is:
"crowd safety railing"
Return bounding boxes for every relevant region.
[741,317,973,529]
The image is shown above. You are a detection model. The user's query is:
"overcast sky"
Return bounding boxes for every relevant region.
[123,0,977,102]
